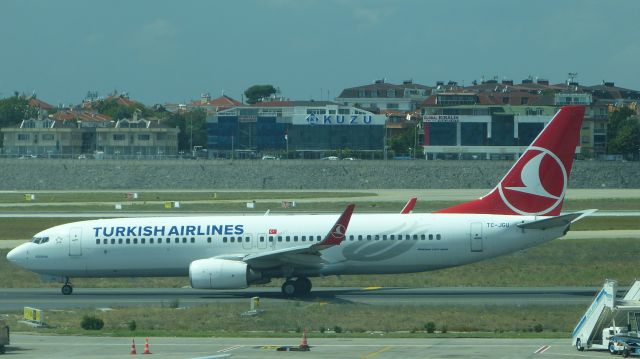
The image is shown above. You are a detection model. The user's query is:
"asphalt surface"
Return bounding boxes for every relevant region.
[0,286,604,311]
[3,334,607,359]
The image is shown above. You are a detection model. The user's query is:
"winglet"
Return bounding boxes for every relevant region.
[400,197,417,214]
[314,204,355,248]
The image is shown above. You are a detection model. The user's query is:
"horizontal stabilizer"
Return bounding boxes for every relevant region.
[517,210,596,230]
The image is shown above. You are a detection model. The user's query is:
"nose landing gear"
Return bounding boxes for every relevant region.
[61,278,73,295]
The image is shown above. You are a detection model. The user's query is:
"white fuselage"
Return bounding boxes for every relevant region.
[8,212,563,280]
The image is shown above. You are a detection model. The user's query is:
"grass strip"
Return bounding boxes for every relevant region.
[2,303,581,337]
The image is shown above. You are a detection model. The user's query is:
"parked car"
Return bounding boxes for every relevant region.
[609,335,640,357]
[320,156,339,160]
[261,155,279,160]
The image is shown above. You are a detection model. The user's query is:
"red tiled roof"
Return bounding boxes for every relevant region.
[28,97,54,110]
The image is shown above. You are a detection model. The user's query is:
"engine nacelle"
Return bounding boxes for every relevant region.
[189,258,261,289]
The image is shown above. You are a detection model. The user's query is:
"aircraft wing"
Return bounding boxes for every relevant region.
[400,197,417,214]
[243,204,355,269]
[516,209,596,230]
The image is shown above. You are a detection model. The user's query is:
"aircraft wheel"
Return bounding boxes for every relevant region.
[576,338,584,351]
[295,277,312,296]
[281,280,297,297]
[61,284,73,295]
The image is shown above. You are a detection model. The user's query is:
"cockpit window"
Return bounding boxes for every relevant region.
[31,237,49,244]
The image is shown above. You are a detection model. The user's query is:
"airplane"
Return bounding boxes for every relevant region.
[7,105,590,297]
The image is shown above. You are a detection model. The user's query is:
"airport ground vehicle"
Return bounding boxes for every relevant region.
[0,320,9,354]
[610,335,640,357]
[573,280,640,353]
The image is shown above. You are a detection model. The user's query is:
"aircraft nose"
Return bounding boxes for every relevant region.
[7,245,24,264]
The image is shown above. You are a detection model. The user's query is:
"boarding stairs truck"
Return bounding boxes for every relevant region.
[573,280,640,352]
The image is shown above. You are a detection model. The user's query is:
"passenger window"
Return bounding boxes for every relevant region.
[413,234,418,240]
[103,239,107,244]
[317,236,321,241]
[95,239,100,244]
[367,235,372,241]
[428,234,433,240]
[207,237,211,243]
[230,237,235,243]
[111,238,115,244]
[260,236,265,242]
[141,238,146,244]
[390,235,395,240]
[245,237,250,242]
[374,235,380,241]
[268,236,274,242]
[119,238,123,244]
[223,237,227,243]
[174,238,179,243]
[294,236,298,242]
[182,238,186,243]
[278,236,282,242]
[421,234,426,240]
[190,238,195,243]
[286,236,290,242]
[133,238,138,244]
[150,238,154,244]
[125,239,130,244]
[436,234,441,240]
[166,238,170,244]
[301,236,306,241]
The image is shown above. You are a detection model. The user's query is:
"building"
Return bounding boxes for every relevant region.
[206,101,386,159]
[2,111,179,159]
[419,77,640,159]
[336,79,431,112]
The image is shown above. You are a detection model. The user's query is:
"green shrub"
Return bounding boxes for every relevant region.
[424,322,436,333]
[80,315,104,330]
[128,320,137,331]
[334,325,343,334]
[440,324,448,334]
[533,323,543,333]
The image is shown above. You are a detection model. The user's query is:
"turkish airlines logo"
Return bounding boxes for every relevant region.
[332,224,346,239]
[498,146,567,215]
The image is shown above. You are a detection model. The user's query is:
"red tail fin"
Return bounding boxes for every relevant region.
[437,105,585,216]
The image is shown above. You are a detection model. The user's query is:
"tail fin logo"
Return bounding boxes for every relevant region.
[497,146,567,215]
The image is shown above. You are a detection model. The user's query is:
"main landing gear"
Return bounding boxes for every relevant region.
[281,277,312,297]
[61,277,73,295]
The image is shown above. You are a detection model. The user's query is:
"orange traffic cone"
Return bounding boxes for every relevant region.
[142,337,152,354]
[130,338,137,355]
[299,329,310,350]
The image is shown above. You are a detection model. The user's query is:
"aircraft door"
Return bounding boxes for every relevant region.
[257,233,268,249]
[470,222,483,252]
[242,234,253,250]
[69,227,83,256]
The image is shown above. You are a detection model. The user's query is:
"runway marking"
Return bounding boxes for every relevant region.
[217,345,242,352]
[363,286,383,290]
[534,345,550,354]
[361,345,392,359]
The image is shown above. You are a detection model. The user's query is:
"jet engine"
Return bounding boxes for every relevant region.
[189,258,263,289]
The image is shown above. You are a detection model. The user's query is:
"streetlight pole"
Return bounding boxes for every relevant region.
[190,116,193,156]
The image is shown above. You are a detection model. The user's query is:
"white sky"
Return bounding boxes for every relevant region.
[1,0,639,106]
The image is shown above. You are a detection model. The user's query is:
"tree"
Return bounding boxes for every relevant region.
[607,107,640,160]
[0,94,38,128]
[244,84,277,104]
[389,128,412,155]
[166,108,207,153]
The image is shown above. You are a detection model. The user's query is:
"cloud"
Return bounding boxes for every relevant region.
[136,18,178,46]
[352,7,394,28]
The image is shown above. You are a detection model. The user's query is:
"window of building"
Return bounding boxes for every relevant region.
[138,134,150,141]
[338,108,350,115]
[387,89,396,97]
[17,134,30,141]
[306,109,326,115]
[387,103,399,109]
[113,134,125,141]
[358,90,365,98]
[42,134,54,141]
